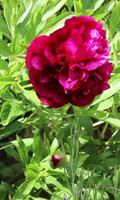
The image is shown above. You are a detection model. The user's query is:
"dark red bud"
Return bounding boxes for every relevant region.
[50,154,65,168]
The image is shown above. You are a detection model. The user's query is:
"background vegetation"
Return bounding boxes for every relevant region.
[0,0,120,199]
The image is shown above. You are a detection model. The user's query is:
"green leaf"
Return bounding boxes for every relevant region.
[0,183,7,199]
[22,89,40,107]
[82,0,105,12]
[0,59,8,70]
[105,117,120,128]
[73,0,83,14]
[91,78,120,106]
[112,32,120,53]
[30,197,46,200]
[0,121,23,139]
[0,88,15,100]
[0,39,10,57]
[33,129,42,162]
[0,164,16,177]
[113,168,120,188]
[17,1,33,25]
[0,15,10,38]
[66,0,73,9]
[45,176,64,190]
[39,12,73,35]
[96,97,114,111]
[5,147,21,162]
[0,138,33,150]
[2,0,12,33]
[102,158,118,168]
[13,178,37,200]
[21,0,29,5]
[89,190,109,200]
[0,77,15,87]
[109,1,120,38]
[50,138,59,155]
[98,151,112,161]
[92,0,105,11]
[42,0,66,22]
[17,135,28,165]
[93,1,115,20]
[79,115,93,135]
[10,33,24,55]
[31,0,48,27]
[32,9,42,28]
[25,163,40,179]
[84,109,108,120]
[0,100,25,126]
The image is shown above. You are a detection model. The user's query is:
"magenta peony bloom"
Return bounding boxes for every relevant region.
[26,16,113,108]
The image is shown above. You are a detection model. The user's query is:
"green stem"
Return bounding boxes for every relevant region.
[70,115,81,200]
[73,0,77,15]
[101,122,108,139]
[17,55,26,59]
[112,44,119,68]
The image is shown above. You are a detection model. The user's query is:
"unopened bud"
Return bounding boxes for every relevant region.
[50,154,65,168]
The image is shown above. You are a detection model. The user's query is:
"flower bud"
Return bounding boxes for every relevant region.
[50,154,65,168]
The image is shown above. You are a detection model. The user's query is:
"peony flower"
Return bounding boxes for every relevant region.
[26,16,113,108]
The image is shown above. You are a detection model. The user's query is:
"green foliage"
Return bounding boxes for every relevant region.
[0,0,120,199]
[0,39,10,57]
[1,100,25,126]
[16,135,29,165]
[109,1,120,38]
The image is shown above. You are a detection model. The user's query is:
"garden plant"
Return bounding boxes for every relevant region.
[0,0,120,200]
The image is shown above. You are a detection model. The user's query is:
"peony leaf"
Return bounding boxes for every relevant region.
[109,1,120,38]
[45,176,64,190]
[16,135,28,165]
[17,1,33,25]
[0,15,10,38]
[105,117,120,128]
[0,39,10,57]
[2,0,12,33]
[93,0,106,11]
[39,12,73,35]
[50,138,59,155]
[13,178,37,200]
[0,121,23,140]
[0,138,33,150]
[91,78,120,106]
[96,97,114,111]
[93,1,115,20]
[22,89,40,107]
[33,129,43,162]
[0,77,15,89]
[0,183,7,200]
[42,0,66,21]
[0,100,25,126]
[0,59,8,71]
[82,0,105,12]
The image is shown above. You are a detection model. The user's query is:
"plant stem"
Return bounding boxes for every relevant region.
[101,122,108,139]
